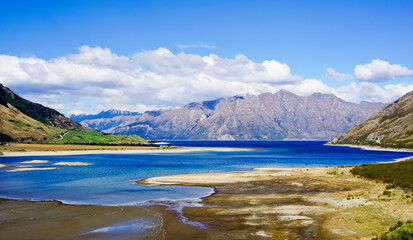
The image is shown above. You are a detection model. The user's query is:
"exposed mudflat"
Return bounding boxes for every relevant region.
[139,166,413,239]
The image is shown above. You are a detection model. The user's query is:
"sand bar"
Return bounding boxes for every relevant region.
[0,164,14,168]
[325,143,413,152]
[21,160,49,164]
[137,168,301,186]
[53,162,91,166]
[0,146,254,157]
[7,167,57,172]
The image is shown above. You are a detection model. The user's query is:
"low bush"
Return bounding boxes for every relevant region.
[373,221,413,240]
[350,159,413,191]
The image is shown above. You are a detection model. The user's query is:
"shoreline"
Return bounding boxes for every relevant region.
[325,143,413,153]
[2,143,412,239]
[135,164,413,239]
[0,146,255,157]
[2,159,412,239]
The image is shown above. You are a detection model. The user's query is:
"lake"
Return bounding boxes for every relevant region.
[0,141,412,205]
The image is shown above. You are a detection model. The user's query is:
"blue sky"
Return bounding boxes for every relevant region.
[0,0,412,114]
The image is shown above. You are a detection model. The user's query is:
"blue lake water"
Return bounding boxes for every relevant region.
[0,141,412,205]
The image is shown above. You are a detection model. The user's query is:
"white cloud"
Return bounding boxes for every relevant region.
[0,46,302,114]
[0,46,412,115]
[333,81,413,103]
[324,67,353,82]
[354,59,413,82]
[283,79,334,96]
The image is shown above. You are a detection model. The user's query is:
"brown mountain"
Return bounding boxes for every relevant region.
[106,90,387,140]
[331,91,413,149]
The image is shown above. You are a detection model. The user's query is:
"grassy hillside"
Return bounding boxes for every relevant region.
[0,83,85,130]
[56,130,145,145]
[0,83,147,145]
[331,91,413,149]
[0,103,65,143]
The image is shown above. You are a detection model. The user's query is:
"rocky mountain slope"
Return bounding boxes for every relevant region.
[331,91,413,148]
[106,90,387,140]
[70,110,141,132]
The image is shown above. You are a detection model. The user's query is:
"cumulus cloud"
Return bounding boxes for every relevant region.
[324,67,353,82]
[354,59,413,82]
[0,46,411,115]
[0,46,302,114]
[333,81,413,103]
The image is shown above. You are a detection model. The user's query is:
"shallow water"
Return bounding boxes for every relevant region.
[0,141,411,205]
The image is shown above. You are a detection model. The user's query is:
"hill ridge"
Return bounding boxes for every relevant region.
[331,91,413,149]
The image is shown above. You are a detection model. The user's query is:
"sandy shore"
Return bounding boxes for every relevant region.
[137,165,413,239]
[136,168,301,186]
[0,146,254,157]
[325,143,413,152]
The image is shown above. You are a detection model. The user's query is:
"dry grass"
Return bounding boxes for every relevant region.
[0,104,64,141]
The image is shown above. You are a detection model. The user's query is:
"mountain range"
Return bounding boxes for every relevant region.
[331,91,413,149]
[69,109,141,132]
[70,109,141,123]
[73,90,387,140]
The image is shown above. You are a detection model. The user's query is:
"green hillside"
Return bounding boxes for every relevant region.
[56,130,145,145]
[0,83,146,145]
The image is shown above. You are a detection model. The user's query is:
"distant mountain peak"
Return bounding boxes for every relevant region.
[277,89,294,94]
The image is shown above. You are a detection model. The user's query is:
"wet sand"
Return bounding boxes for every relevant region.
[0,198,219,240]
